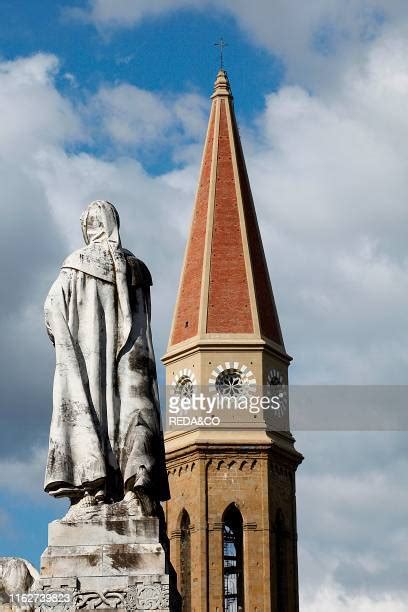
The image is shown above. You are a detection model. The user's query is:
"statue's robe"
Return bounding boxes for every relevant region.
[44,245,169,502]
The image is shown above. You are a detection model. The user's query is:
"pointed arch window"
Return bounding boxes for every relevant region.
[275,509,287,612]
[180,509,191,612]
[223,504,244,612]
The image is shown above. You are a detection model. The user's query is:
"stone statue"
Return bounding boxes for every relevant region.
[44,200,169,518]
[0,557,39,608]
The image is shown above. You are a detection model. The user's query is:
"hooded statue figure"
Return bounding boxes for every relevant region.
[44,200,169,514]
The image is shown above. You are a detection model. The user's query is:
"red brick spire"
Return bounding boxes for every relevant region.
[167,70,284,352]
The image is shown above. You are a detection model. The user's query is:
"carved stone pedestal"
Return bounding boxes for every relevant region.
[36,511,171,611]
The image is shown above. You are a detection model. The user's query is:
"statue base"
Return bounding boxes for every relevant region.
[36,510,172,611]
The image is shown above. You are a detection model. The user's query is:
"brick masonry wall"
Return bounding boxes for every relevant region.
[164,444,300,612]
[171,107,216,345]
[206,100,253,334]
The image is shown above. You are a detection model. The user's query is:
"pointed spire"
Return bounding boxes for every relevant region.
[166,70,284,354]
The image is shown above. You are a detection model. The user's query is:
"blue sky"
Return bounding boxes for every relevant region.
[0,2,408,611]
[0,0,283,169]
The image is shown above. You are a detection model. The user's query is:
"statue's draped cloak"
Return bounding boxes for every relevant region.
[44,239,169,502]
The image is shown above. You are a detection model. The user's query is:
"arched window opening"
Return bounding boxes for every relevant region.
[275,509,287,612]
[223,504,244,612]
[180,509,191,612]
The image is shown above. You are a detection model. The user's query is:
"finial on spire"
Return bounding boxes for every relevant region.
[214,38,228,70]
[211,68,232,99]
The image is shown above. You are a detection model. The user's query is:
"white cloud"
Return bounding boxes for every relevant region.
[0,53,82,156]
[87,84,208,158]
[222,0,394,87]
[91,84,173,146]
[296,431,408,608]
[301,586,407,612]
[172,93,209,141]
[66,0,408,89]
[66,0,203,29]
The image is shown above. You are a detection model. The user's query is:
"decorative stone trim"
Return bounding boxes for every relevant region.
[127,583,169,610]
[76,590,126,609]
[35,578,170,611]
[167,461,196,477]
[208,361,257,394]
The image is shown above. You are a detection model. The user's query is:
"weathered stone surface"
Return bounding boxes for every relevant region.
[41,541,166,580]
[37,514,171,610]
[48,515,159,547]
[41,515,165,577]
[0,558,39,609]
[41,544,103,578]
[34,574,170,611]
[44,200,169,512]
[101,544,165,576]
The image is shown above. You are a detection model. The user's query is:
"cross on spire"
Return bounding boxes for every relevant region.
[214,37,228,69]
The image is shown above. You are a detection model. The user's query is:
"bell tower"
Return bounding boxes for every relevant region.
[162,70,303,611]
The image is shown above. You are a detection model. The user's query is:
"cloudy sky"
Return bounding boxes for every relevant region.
[0,1,407,610]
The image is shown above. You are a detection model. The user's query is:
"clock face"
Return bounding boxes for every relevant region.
[209,362,257,397]
[172,368,197,399]
[267,368,284,387]
[267,368,287,419]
